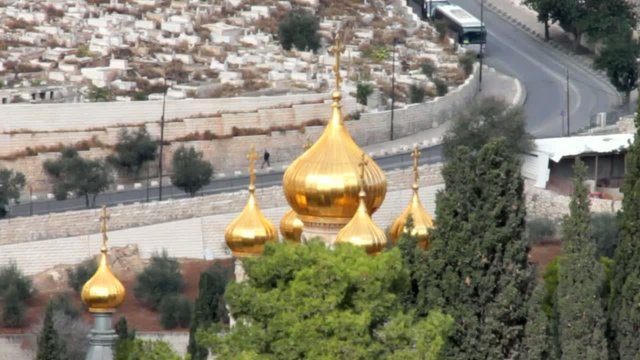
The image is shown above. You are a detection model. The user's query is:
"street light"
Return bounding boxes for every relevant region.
[158,76,167,201]
[390,37,398,141]
[478,0,485,92]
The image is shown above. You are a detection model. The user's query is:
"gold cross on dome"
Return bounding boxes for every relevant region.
[358,152,369,183]
[329,33,345,90]
[412,145,421,184]
[247,145,258,187]
[99,205,110,251]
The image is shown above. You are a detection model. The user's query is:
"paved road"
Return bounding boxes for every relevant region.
[447,0,620,138]
[8,145,444,218]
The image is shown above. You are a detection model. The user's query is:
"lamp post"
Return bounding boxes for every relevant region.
[390,38,398,141]
[478,0,485,92]
[158,77,167,201]
[566,68,571,137]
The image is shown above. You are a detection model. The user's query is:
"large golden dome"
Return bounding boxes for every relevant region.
[279,208,303,243]
[282,90,386,225]
[389,147,433,249]
[81,207,125,312]
[225,147,278,257]
[334,154,387,255]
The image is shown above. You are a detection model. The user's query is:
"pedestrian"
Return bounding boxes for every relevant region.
[261,149,271,168]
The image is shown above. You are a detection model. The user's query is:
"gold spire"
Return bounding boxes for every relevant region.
[282,33,387,227]
[389,146,434,249]
[225,146,278,257]
[334,153,387,255]
[81,206,126,312]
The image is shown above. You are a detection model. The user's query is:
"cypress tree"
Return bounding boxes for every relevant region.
[187,267,229,360]
[418,139,533,359]
[610,101,640,360]
[37,303,66,360]
[556,159,608,359]
[523,282,553,360]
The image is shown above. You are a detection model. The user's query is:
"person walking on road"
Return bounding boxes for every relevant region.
[261,150,271,168]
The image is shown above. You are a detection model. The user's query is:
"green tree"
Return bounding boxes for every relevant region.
[159,295,191,329]
[523,282,554,360]
[417,139,534,359]
[278,8,320,52]
[134,250,185,309]
[115,339,180,360]
[591,213,619,258]
[409,84,426,104]
[37,303,66,360]
[170,146,213,197]
[2,284,25,327]
[556,159,608,359]
[458,52,476,77]
[356,82,374,105]
[0,168,26,218]
[43,147,113,208]
[0,261,33,302]
[67,258,97,293]
[594,30,640,110]
[107,127,158,179]
[198,242,453,359]
[115,316,136,341]
[610,101,640,360]
[442,97,533,158]
[188,264,232,360]
[87,85,112,102]
[523,0,556,40]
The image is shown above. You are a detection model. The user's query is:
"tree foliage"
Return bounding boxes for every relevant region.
[523,281,554,360]
[159,295,191,329]
[278,8,320,52]
[443,97,532,158]
[610,101,640,360]
[0,261,33,302]
[356,82,374,105]
[198,242,453,360]
[556,159,608,359]
[134,250,185,310]
[36,303,66,360]
[594,30,640,109]
[188,263,232,360]
[0,168,26,218]
[67,258,97,293]
[170,146,213,197]
[114,339,181,360]
[417,139,533,359]
[43,147,112,208]
[2,284,25,328]
[107,127,158,178]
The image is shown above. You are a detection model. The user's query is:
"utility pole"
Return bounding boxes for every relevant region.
[479,0,485,92]
[390,38,397,141]
[566,68,571,137]
[158,77,167,201]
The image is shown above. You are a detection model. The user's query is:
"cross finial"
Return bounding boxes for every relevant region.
[358,152,369,184]
[412,145,420,185]
[99,205,110,252]
[247,145,258,188]
[329,33,345,91]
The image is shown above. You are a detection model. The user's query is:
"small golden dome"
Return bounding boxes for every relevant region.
[280,208,303,243]
[334,153,387,255]
[225,147,278,257]
[81,207,125,312]
[389,147,433,249]
[282,38,387,226]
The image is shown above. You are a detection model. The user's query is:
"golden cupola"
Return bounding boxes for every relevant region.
[280,208,304,243]
[389,146,433,249]
[225,146,278,257]
[81,206,126,312]
[282,35,387,227]
[334,153,388,255]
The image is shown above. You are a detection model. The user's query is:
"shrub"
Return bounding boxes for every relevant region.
[421,61,436,78]
[134,250,185,309]
[159,295,191,329]
[0,261,33,301]
[107,127,158,179]
[526,217,557,244]
[170,146,213,197]
[458,52,477,77]
[278,8,320,52]
[591,213,619,258]
[435,20,448,41]
[433,78,448,96]
[115,316,136,341]
[356,82,374,105]
[67,258,98,293]
[409,84,426,103]
[2,284,25,327]
[50,293,80,319]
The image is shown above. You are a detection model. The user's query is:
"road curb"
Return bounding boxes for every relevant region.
[480,0,622,106]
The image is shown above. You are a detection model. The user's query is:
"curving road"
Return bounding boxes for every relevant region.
[449,0,620,137]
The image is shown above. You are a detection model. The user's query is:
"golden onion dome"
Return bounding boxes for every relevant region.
[389,147,433,249]
[282,90,387,225]
[389,184,433,249]
[334,188,387,255]
[225,147,278,257]
[280,208,303,243]
[81,207,125,312]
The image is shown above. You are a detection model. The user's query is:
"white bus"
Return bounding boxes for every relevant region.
[433,4,486,46]
[418,0,451,20]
